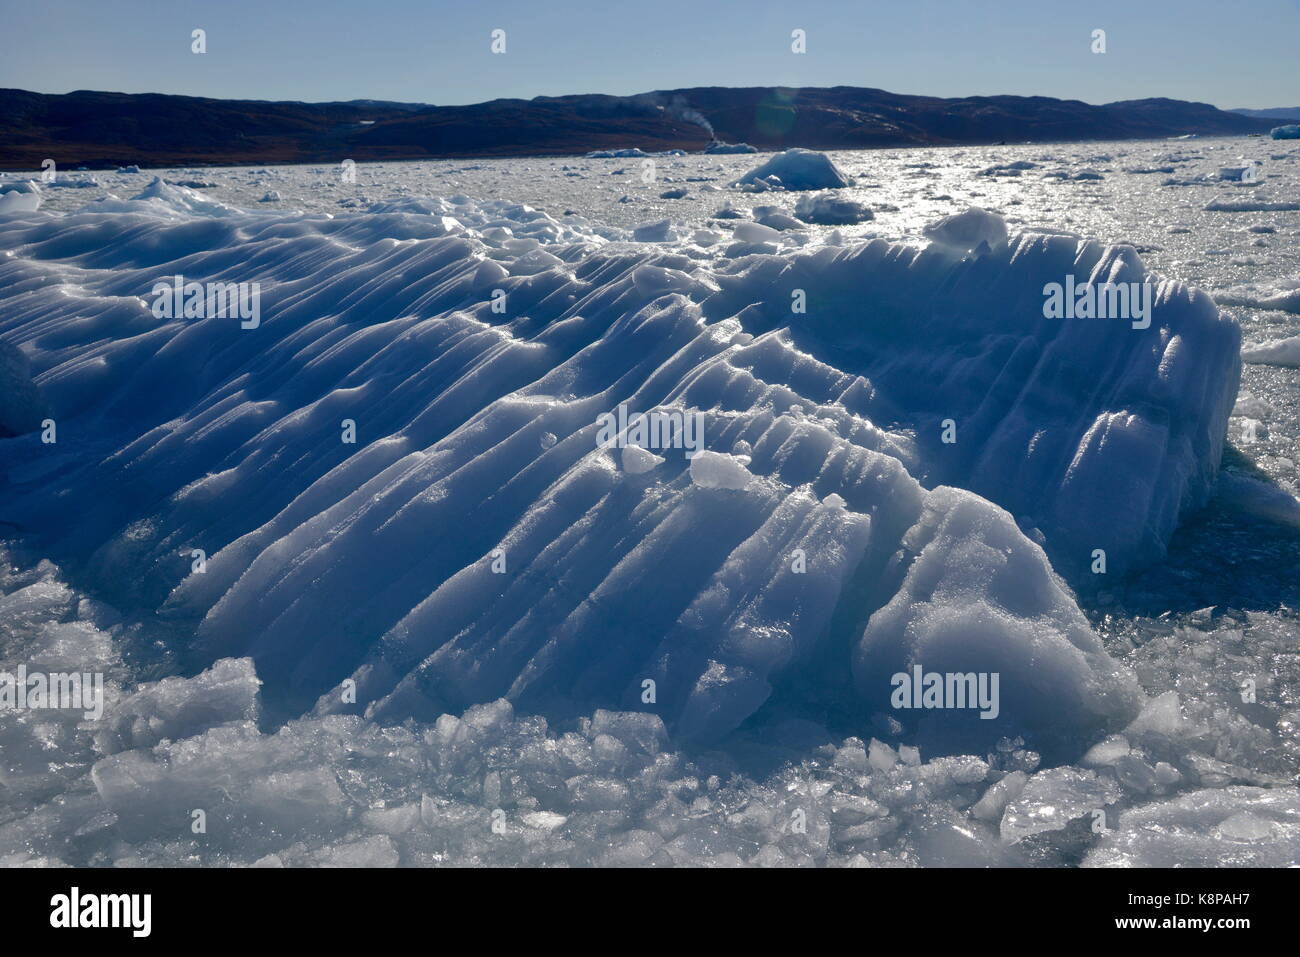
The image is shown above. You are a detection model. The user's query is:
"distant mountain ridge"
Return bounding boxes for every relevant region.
[1231,107,1300,120]
[0,85,1276,169]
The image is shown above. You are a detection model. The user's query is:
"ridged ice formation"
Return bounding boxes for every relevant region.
[0,183,1241,751]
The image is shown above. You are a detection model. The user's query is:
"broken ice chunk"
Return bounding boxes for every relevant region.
[1080,734,1131,768]
[922,208,1008,254]
[622,445,665,475]
[1000,767,1121,844]
[971,770,1028,822]
[688,450,753,490]
[93,658,260,755]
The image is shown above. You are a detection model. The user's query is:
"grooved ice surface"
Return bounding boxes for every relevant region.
[0,180,1239,751]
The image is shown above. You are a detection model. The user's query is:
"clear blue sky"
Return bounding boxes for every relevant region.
[2,0,1297,109]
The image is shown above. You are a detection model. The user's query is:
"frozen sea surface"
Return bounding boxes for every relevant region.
[0,136,1298,867]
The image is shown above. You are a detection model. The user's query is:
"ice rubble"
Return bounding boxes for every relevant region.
[1084,787,1300,867]
[2,551,1293,868]
[0,183,1242,757]
[1215,279,1300,315]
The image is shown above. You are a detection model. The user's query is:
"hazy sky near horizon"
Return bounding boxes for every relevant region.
[2,0,1297,110]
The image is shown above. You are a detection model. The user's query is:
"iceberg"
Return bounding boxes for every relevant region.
[0,187,1240,760]
[703,142,758,154]
[921,206,1008,252]
[730,149,853,190]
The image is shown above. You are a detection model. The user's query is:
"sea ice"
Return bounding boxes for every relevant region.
[1204,198,1300,212]
[1242,335,1300,367]
[1084,787,1300,866]
[1215,279,1300,314]
[794,192,874,225]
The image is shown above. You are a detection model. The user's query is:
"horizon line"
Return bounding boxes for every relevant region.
[3,82,1286,114]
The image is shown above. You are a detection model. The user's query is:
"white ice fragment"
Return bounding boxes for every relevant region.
[794,192,873,225]
[1000,767,1121,843]
[522,811,567,831]
[632,219,678,242]
[922,207,1008,254]
[1242,335,1300,367]
[867,739,898,771]
[733,221,783,244]
[1125,691,1183,737]
[1215,811,1278,842]
[753,208,803,231]
[1080,734,1131,767]
[1204,198,1300,211]
[688,450,753,489]
[0,180,42,213]
[1216,279,1300,314]
[1232,393,1274,418]
[622,445,665,475]
[93,657,261,754]
[971,770,1028,822]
